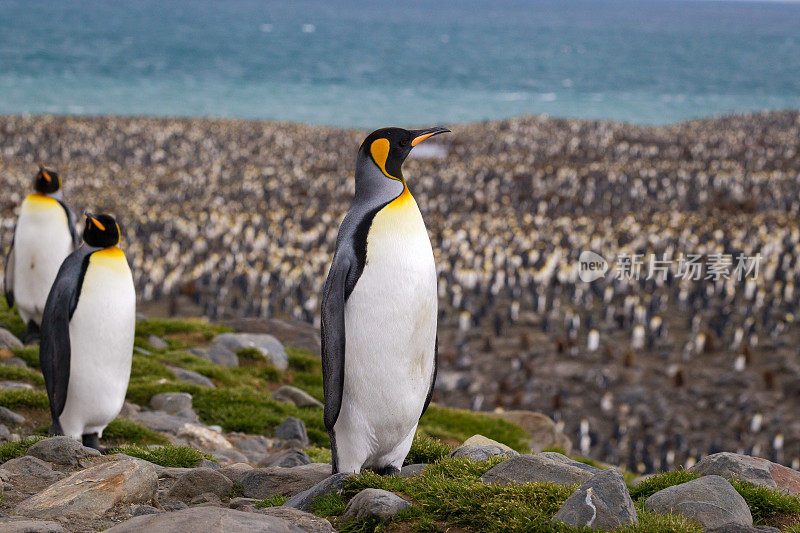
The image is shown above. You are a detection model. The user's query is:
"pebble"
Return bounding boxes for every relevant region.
[274,417,309,447]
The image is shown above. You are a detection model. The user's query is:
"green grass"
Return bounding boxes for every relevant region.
[109,444,214,468]
[12,346,40,368]
[126,379,202,405]
[340,456,577,533]
[102,418,171,446]
[418,405,529,452]
[257,494,289,508]
[0,299,26,338]
[405,433,454,465]
[0,364,44,385]
[628,470,700,501]
[621,507,703,533]
[0,436,46,463]
[236,347,264,361]
[728,478,800,526]
[0,388,49,409]
[134,318,231,350]
[306,445,333,464]
[310,493,348,517]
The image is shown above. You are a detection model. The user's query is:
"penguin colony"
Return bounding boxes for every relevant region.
[1,112,800,472]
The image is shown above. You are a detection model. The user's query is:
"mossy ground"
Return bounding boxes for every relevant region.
[4,299,800,531]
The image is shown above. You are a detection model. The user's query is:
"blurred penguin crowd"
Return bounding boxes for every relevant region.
[1,111,799,474]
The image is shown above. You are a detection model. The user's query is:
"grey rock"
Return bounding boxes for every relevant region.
[213,332,288,370]
[148,334,169,350]
[219,462,255,484]
[450,444,518,462]
[159,466,195,479]
[400,463,427,477]
[260,449,310,468]
[213,448,250,464]
[258,507,335,532]
[708,525,780,533]
[119,400,141,418]
[644,475,753,529]
[4,357,28,367]
[284,472,351,512]
[104,507,305,533]
[133,410,192,433]
[274,417,309,447]
[190,344,239,368]
[151,392,194,415]
[690,452,800,496]
[272,385,323,408]
[0,328,23,349]
[199,458,223,470]
[132,504,164,516]
[134,346,151,355]
[0,406,25,425]
[191,491,223,506]
[0,517,65,533]
[538,452,603,474]
[0,380,33,390]
[167,365,216,388]
[490,410,573,454]
[0,423,10,440]
[14,458,158,519]
[343,488,411,522]
[168,467,234,500]
[229,496,261,510]
[0,455,61,491]
[26,436,100,465]
[552,469,637,529]
[481,454,595,486]
[241,463,331,499]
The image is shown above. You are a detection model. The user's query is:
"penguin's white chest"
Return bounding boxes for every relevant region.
[337,190,438,461]
[58,248,136,439]
[13,195,73,324]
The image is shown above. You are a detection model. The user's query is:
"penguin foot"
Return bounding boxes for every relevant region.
[82,432,102,451]
[373,465,401,476]
[48,422,63,436]
[21,320,41,345]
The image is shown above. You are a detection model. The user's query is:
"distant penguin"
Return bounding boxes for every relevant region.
[4,167,78,341]
[39,213,135,449]
[321,126,449,474]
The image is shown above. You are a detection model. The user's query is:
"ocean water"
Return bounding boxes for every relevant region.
[1,0,799,127]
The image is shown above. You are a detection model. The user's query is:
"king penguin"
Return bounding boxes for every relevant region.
[321,126,449,474]
[40,213,135,449]
[4,166,79,342]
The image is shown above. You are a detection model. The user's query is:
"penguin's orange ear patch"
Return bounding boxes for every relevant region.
[370,138,393,179]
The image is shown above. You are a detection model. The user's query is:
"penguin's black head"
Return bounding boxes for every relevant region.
[83,212,121,248]
[359,126,450,181]
[34,166,61,194]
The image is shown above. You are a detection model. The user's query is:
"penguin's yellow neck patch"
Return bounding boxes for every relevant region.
[370,138,401,181]
[23,193,60,213]
[90,246,129,274]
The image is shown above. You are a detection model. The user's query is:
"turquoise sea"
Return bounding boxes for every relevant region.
[1,0,799,127]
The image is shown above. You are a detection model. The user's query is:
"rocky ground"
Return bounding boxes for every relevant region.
[1,308,800,532]
[2,112,800,472]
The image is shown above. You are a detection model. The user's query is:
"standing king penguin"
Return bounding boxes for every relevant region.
[321,126,449,474]
[40,213,135,449]
[4,167,79,341]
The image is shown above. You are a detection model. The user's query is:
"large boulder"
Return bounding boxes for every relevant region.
[690,452,800,496]
[450,445,517,462]
[644,475,753,530]
[222,318,321,355]
[284,472,352,512]
[0,518,65,532]
[189,344,239,368]
[26,436,100,466]
[273,385,323,408]
[552,469,638,529]
[14,458,157,519]
[257,507,335,533]
[219,462,254,484]
[0,406,26,425]
[213,332,288,370]
[342,488,411,522]
[167,365,216,388]
[0,328,23,349]
[104,507,305,532]
[274,417,309,446]
[0,455,62,492]
[167,467,234,500]
[481,453,595,486]
[150,392,197,421]
[490,410,572,453]
[260,449,310,468]
[240,463,331,499]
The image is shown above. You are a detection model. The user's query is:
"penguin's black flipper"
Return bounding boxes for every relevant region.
[57,200,80,248]
[321,253,352,432]
[3,228,15,308]
[40,246,93,422]
[420,334,438,419]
